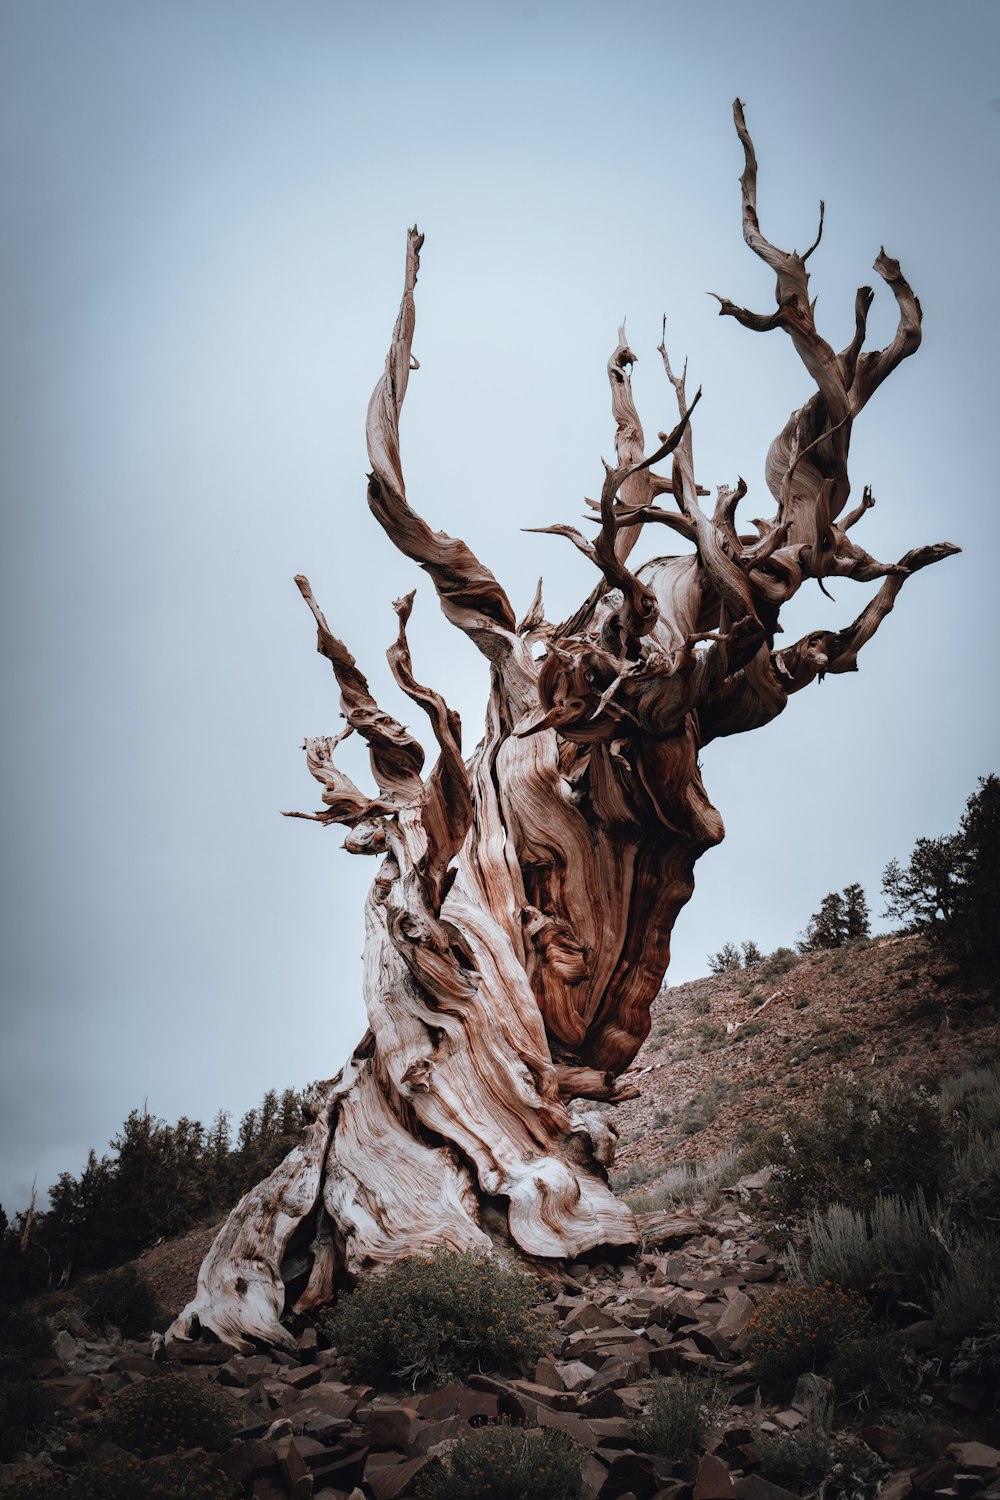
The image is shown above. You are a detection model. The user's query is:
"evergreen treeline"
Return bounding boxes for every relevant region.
[0,1087,311,1300]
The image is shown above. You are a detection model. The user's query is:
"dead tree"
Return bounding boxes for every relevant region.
[170,102,958,1349]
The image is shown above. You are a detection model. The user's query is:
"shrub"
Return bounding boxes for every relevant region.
[889,1413,940,1464]
[3,1452,236,1499]
[80,1265,165,1338]
[803,1192,944,1296]
[0,1379,55,1461]
[949,1306,1000,1381]
[829,1330,913,1406]
[633,1374,725,1460]
[416,1420,581,1500]
[0,1305,54,1376]
[766,1077,946,1219]
[760,947,798,979]
[757,1429,881,1497]
[745,1284,870,1390]
[95,1371,241,1457]
[628,1150,743,1215]
[320,1249,550,1386]
[941,1127,1000,1227]
[933,1229,1000,1343]
[940,1063,1000,1136]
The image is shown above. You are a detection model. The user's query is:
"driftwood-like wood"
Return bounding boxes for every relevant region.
[170,103,958,1350]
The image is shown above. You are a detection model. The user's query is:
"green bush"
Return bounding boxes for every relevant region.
[760,947,798,980]
[319,1249,550,1386]
[829,1331,913,1406]
[0,1379,55,1461]
[633,1374,725,1460]
[745,1283,870,1390]
[95,1371,241,1458]
[933,1229,1000,1343]
[756,1424,836,1491]
[756,1428,881,1497]
[803,1192,944,1296]
[889,1413,940,1465]
[416,1421,581,1500]
[627,1151,742,1215]
[949,1306,1000,1381]
[767,1077,946,1219]
[0,1305,54,1376]
[943,1128,1000,1226]
[80,1266,165,1338]
[3,1452,236,1499]
[940,1063,1000,1136]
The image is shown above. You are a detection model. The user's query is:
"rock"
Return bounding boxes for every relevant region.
[862,1424,904,1461]
[360,1404,419,1448]
[61,1378,97,1409]
[736,1169,773,1191]
[877,1476,914,1500]
[790,1372,832,1414]
[55,1330,80,1363]
[215,1439,278,1488]
[558,1359,599,1391]
[734,1477,799,1500]
[909,1459,956,1496]
[598,1448,660,1498]
[774,1410,803,1431]
[946,1384,992,1412]
[694,1453,736,1500]
[534,1356,565,1389]
[166,1340,235,1364]
[365,1455,438,1499]
[897,1320,938,1351]
[284,1364,324,1390]
[416,1382,463,1419]
[309,1447,369,1492]
[564,1302,625,1334]
[252,1481,288,1500]
[276,1436,315,1499]
[947,1443,1000,1473]
[715,1293,755,1339]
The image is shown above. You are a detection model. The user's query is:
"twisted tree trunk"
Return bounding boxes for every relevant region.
[170,102,958,1350]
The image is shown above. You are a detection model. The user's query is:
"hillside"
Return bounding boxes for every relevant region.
[610,934,997,1191]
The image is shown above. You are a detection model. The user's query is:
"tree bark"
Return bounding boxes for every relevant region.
[169,104,958,1351]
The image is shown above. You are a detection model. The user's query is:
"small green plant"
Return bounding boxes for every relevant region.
[3,1452,236,1499]
[80,1265,166,1338]
[633,1374,725,1460]
[320,1248,550,1386]
[745,1283,870,1390]
[416,1420,581,1500]
[0,1380,55,1462]
[95,1371,241,1458]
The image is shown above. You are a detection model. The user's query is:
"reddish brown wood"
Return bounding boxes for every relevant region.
[170,104,958,1349]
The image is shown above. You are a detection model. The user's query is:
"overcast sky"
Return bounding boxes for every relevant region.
[2,0,997,1216]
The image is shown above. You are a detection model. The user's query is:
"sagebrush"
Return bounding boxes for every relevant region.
[320,1248,550,1386]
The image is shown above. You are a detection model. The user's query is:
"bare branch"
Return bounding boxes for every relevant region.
[366,228,518,650]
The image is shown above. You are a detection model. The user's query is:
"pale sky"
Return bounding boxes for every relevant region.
[2,0,998,1214]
